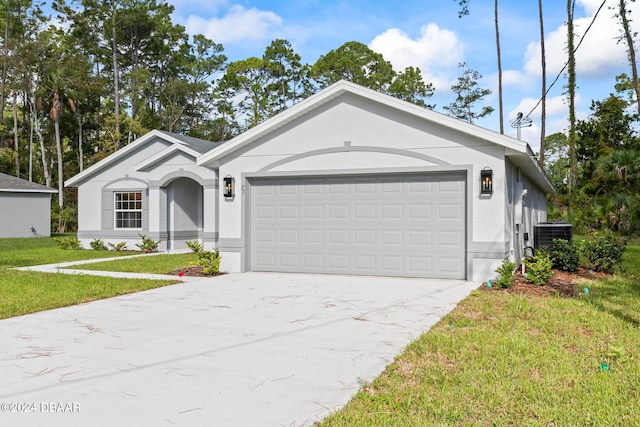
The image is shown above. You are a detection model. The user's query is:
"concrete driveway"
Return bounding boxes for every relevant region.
[0,272,478,426]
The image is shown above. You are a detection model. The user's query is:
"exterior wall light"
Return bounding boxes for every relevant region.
[223,175,235,199]
[481,168,493,195]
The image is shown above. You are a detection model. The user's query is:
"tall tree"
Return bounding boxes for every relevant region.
[444,62,494,123]
[494,0,504,134]
[263,39,311,113]
[566,0,578,206]
[454,0,504,133]
[386,66,434,108]
[311,41,395,91]
[538,0,548,165]
[616,0,640,116]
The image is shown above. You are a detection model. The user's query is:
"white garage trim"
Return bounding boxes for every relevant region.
[244,169,468,279]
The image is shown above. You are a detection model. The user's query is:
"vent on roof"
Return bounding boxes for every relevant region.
[533,222,573,250]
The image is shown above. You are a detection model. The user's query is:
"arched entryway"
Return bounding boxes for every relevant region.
[165,177,203,251]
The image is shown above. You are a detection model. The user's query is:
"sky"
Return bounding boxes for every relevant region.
[166,0,637,153]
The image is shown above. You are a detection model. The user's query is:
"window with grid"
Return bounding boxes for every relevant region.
[114,192,142,229]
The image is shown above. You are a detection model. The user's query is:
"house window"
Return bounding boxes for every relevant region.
[114,192,142,229]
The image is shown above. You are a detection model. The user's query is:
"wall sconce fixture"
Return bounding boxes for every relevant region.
[481,168,493,195]
[223,175,235,199]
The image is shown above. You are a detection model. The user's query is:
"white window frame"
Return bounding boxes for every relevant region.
[114,191,143,229]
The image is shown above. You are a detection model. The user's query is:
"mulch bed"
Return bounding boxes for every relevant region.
[481,266,610,297]
[167,266,225,277]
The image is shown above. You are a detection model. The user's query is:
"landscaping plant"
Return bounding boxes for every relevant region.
[494,258,517,288]
[549,238,579,271]
[523,251,554,285]
[195,248,222,275]
[136,233,160,252]
[583,232,626,273]
[108,242,128,252]
[90,238,109,251]
[53,237,81,250]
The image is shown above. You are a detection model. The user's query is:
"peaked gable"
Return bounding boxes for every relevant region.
[65,130,221,187]
[196,80,553,193]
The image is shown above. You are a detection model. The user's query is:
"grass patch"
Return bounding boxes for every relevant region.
[74,253,199,274]
[0,270,177,320]
[320,243,640,426]
[0,236,129,268]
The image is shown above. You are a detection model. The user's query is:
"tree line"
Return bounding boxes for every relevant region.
[1,0,639,236]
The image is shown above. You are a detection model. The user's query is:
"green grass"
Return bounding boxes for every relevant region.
[0,236,179,319]
[0,236,129,268]
[74,253,199,274]
[320,244,640,426]
[0,270,176,320]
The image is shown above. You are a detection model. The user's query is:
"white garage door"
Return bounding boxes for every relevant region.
[249,173,466,279]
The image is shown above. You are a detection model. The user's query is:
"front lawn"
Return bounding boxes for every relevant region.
[0,270,176,320]
[0,236,179,319]
[73,253,199,274]
[319,245,640,426]
[0,236,128,268]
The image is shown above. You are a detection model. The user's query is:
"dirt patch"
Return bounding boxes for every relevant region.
[482,267,609,297]
[167,266,225,277]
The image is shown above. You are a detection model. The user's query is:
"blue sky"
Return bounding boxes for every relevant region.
[168,0,636,152]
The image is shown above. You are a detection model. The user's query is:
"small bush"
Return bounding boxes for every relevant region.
[90,238,108,251]
[53,237,81,250]
[523,251,554,286]
[186,240,203,253]
[108,241,128,252]
[549,238,579,271]
[583,232,626,273]
[494,258,517,288]
[195,248,221,275]
[136,233,159,252]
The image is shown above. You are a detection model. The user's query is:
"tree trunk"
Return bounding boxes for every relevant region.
[13,91,19,176]
[53,91,64,232]
[77,105,83,172]
[538,0,547,166]
[495,0,504,134]
[1,8,9,148]
[619,0,640,116]
[111,1,120,150]
[34,103,50,187]
[566,1,577,214]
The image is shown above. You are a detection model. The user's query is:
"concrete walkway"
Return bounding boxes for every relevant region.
[0,271,478,426]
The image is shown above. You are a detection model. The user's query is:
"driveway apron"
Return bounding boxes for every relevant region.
[0,272,478,426]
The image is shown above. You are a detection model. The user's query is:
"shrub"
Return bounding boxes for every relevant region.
[523,251,554,286]
[549,238,579,272]
[53,237,81,250]
[90,238,108,251]
[195,248,222,275]
[582,232,626,273]
[136,233,159,252]
[186,240,203,253]
[108,241,128,252]
[494,258,517,288]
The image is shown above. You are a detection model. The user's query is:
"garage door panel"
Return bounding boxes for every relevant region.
[250,173,466,279]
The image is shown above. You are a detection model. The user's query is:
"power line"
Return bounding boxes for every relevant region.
[524,0,608,119]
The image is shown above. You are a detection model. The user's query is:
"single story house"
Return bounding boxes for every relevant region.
[66,80,553,281]
[0,172,57,238]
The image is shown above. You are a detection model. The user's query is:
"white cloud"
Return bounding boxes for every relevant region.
[523,0,636,81]
[368,23,464,92]
[184,5,283,45]
[169,0,229,14]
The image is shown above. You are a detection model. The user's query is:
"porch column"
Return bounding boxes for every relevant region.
[148,185,168,251]
[202,183,218,250]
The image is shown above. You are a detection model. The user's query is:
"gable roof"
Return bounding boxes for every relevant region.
[0,172,57,193]
[196,80,554,194]
[65,130,222,187]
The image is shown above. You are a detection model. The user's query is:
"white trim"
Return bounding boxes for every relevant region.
[0,188,57,194]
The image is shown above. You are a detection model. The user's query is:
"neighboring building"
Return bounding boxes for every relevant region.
[66,80,553,281]
[0,172,57,238]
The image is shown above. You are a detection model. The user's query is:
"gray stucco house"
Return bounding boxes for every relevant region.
[0,172,57,238]
[66,80,553,281]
